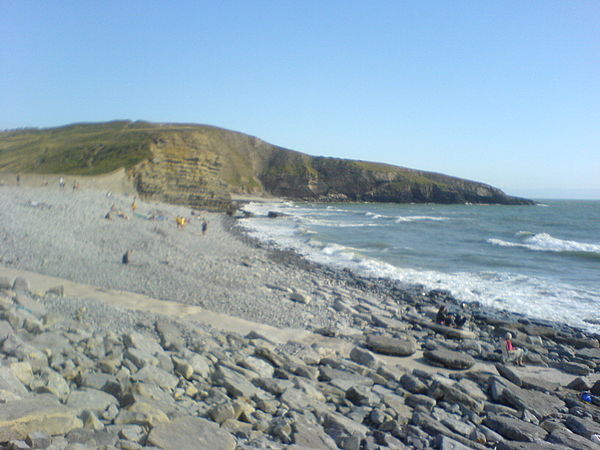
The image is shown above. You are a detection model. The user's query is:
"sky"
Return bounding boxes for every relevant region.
[2,1,599,199]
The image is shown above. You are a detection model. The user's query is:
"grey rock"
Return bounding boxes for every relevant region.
[34,368,70,400]
[25,431,52,449]
[66,388,118,414]
[147,416,236,450]
[0,276,13,290]
[558,361,591,376]
[565,414,600,437]
[123,331,164,356]
[405,394,436,410]
[434,381,484,414]
[0,395,82,441]
[0,366,29,397]
[365,334,416,356]
[495,363,523,386]
[423,349,476,370]
[239,355,275,378]
[130,366,178,391]
[346,385,381,406]
[501,384,565,420]
[349,346,378,369]
[124,347,158,369]
[208,402,236,424]
[290,291,311,304]
[322,411,369,440]
[566,376,593,391]
[189,352,211,379]
[12,277,30,293]
[484,414,547,442]
[213,364,261,398]
[548,426,600,450]
[400,373,428,394]
[155,319,186,352]
[118,425,146,443]
[433,434,475,450]
[292,415,338,449]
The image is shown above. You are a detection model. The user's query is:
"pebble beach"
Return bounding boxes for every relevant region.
[2,177,600,449]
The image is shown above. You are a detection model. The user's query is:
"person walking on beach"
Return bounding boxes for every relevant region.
[59,176,65,189]
[201,220,208,235]
[504,332,525,366]
[122,250,133,264]
[16,174,20,186]
[131,197,138,212]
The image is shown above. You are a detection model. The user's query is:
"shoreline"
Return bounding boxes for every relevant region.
[2,182,600,448]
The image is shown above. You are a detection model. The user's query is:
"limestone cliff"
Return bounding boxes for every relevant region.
[0,121,534,209]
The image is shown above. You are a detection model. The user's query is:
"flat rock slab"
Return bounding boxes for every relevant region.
[484,414,547,442]
[423,349,476,370]
[365,335,416,356]
[147,416,236,450]
[0,395,82,441]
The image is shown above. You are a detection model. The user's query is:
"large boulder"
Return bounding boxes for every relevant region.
[423,349,476,370]
[365,335,416,356]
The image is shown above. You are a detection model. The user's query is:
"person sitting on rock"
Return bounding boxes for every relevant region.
[436,305,455,326]
[504,332,525,366]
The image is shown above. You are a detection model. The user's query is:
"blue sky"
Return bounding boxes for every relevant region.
[2,1,599,198]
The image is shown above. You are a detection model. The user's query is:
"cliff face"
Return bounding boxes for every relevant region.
[0,121,534,208]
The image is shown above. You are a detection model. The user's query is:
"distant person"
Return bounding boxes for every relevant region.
[131,197,138,212]
[504,332,525,366]
[16,174,20,186]
[436,305,449,325]
[176,216,187,229]
[72,181,80,191]
[201,220,208,235]
[59,176,65,189]
[104,211,113,221]
[122,250,133,264]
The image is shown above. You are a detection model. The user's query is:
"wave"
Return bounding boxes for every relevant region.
[488,232,600,255]
[395,215,449,223]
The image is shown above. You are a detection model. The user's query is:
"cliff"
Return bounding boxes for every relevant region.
[0,121,533,208]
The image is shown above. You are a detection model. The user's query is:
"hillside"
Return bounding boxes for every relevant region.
[0,121,533,209]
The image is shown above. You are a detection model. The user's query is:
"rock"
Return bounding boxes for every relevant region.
[495,363,523,386]
[25,431,52,449]
[501,384,565,420]
[66,388,119,414]
[131,366,178,391]
[484,414,547,442]
[0,276,13,290]
[189,352,211,379]
[566,376,592,391]
[239,355,275,378]
[147,416,236,450]
[557,361,591,376]
[213,364,261,398]
[432,382,484,414]
[124,348,157,369]
[208,401,236,424]
[400,373,428,394]
[115,401,170,427]
[565,414,600,437]
[34,368,70,400]
[405,394,436,410]
[433,434,475,450]
[0,366,29,397]
[423,349,476,370]
[292,416,339,449]
[123,331,164,356]
[172,356,194,379]
[0,395,82,441]
[12,277,30,293]
[290,291,311,304]
[365,334,416,356]
[118,425,146,443]
[547,426,600,450]
[155,319,186,352]
[349,346,379,368]
[322,411,369,440]
[346,385,381,406]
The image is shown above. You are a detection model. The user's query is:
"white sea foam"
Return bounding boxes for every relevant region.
[488,232,600,254]
[239,201,600,333]
[395,215,449,223]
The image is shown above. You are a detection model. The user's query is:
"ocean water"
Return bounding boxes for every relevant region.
[239,200,600,333]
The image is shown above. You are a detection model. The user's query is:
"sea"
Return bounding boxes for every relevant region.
[239,200,600,334]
